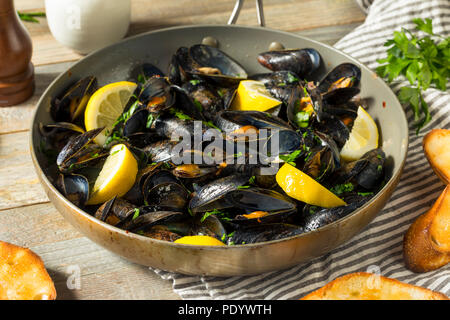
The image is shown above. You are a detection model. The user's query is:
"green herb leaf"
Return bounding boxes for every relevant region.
[287,72,300,83]
[18,11,45,23]
[376,18,450,134]
[330,182,354,195]
[132,208,140,220]
[294,111,310,128]
[169,108,192,121]
[201,209,229,222]
[279,149,302,166]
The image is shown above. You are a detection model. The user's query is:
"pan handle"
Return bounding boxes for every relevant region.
[228,0,265,27]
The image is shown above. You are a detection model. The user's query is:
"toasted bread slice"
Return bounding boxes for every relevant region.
[429,187,450,253]
[423,129,450,184]
[403,187,450,273]
[301,272,449,300]
[0,241,56,300]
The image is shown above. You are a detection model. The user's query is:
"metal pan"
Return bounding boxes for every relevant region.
[30,1,408,276]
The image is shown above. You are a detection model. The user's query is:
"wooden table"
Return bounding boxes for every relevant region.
[0,0,366,300]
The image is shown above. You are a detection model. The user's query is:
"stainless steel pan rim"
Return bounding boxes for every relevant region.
[30,23,409,276]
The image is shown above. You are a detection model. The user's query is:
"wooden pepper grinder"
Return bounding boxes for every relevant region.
[0,0,34,107]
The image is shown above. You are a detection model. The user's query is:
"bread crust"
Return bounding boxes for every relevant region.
[403,187,450,273]
[0,241,56,300]
[423,129,450,184]
[301,272,449,300]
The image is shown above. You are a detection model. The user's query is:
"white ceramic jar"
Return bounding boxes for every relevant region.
[45,0,131,54]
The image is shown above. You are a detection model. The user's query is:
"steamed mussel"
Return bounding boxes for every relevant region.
[42,42,387,246]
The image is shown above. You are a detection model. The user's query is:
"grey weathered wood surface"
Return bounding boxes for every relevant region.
[0,0,364,299]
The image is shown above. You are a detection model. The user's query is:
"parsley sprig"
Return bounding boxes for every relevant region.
[376,18,450,134]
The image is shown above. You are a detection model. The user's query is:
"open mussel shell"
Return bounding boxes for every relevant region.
[322,87,360,106]
[95,197,137,227]
[182,81,224,121]
[286,83,324,128]
[318,63,361,93]
[40,122,85,137]
[56,173,89,208]
[187,44,248,86]
[56,128,104,173]
[332,148,386,190]
[257,48,321,78]
[123,163,163,204]
[59,144,108,173]
[124,209,185,233]
[170,85,206,121]
[138,77,176,113]
[39,122,86,151]
[228,223,304,245]
[318,63,361,105]
[302,146,337,182]
[51,76,97,122]
[146,182,189,210]
[189,174,251,213]
[214,110,292,132]
[225,188,297,224]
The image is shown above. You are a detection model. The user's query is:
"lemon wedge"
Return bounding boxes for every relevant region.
[85,81,138,145]
[231,80,281,112]
[276,163,346,208]
[340,106,379,162]
[86,144,138,205]
[174,235,226,246]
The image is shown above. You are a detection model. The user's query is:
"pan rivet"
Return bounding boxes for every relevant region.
[269,42,285,51]
[202,36,219,48]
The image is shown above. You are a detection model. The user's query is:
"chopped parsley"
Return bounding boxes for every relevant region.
[295,111,310,128]
[287,72,300,83]
[201,208,230,222]
[132,208,140,220]
[169,108,192,121]
[279,149,302,166]
[330,182,354,195]
[358,192,374,197]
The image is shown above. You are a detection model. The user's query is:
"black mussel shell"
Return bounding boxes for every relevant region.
[56,128,104,172]
[130,63,165,83]
[56,173,89,207]
[187,44,248,86]
[189,175,250,213]
[318,63,361,93]
[51,76,97,122]
[257,48,321,78]
[182,81,224,121]
[228,223,304,245]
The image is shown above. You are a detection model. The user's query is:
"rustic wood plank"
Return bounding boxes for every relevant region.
[0,203,180,299]
[15,0,365,67]
[0,131,48,210]
[293,22,363,46]
[3,0,366,300]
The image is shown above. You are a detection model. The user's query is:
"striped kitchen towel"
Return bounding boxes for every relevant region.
[151,0,450,299]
